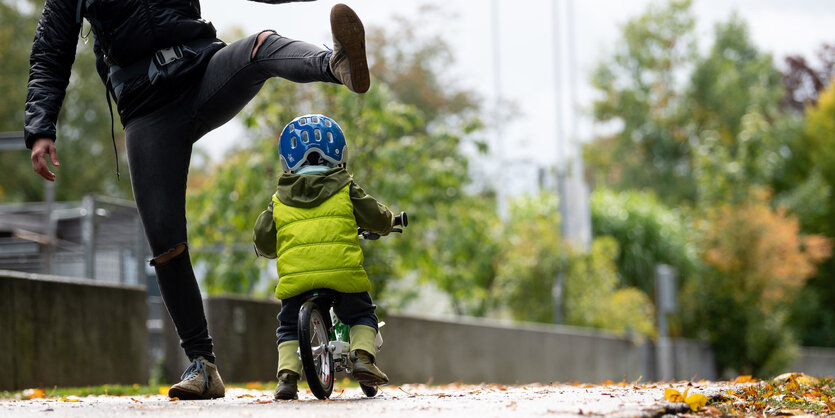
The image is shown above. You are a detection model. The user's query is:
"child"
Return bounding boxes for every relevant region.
[253,114,393,400]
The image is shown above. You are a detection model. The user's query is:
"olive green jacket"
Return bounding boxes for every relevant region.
[253,167,393,299]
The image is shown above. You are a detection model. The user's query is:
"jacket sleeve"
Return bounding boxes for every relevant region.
[350,182,394,235]
[252,199,278,259]
[24,0,81,149]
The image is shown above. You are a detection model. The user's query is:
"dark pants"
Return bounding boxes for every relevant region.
[277,292,378,345]
[125,32,338,363]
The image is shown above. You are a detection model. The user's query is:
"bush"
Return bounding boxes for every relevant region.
[687,190,830,376]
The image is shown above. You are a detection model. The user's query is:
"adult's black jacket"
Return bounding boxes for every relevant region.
[24,0,309,149]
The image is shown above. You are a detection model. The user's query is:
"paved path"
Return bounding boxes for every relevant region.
[0,382,746,417]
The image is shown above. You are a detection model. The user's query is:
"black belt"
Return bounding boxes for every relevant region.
[107,38,218,100]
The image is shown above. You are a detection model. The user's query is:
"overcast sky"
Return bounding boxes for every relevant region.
[195,0,834,187]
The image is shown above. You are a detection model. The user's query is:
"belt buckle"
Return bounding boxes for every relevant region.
[154,45,183,67]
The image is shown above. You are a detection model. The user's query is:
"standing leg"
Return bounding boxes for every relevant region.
[124,101,223,399]
[275,295,303,400]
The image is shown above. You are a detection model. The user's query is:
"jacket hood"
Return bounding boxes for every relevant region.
[276,166,352,209]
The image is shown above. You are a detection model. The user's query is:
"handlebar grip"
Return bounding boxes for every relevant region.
[394,211,408,228]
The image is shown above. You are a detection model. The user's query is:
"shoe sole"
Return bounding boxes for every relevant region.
[352,371,388,386]
[168,387,225,400]
[330,3,369,93]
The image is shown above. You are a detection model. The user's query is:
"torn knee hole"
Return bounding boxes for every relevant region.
[150,244,187,266]
[252,30,277,59]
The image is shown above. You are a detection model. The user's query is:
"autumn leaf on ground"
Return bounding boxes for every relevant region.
[59,397,80,402]
[664,387,707,412]
[158,386,170,395]
[733,375,756,383]
[664,387,687,403]
[685,392,708,411]
[23,388,46,400]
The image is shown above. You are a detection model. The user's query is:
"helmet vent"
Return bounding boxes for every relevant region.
[312,116,319,124]
[314,129,322,142]
[327,132,334,143]
[301,131,309,143]
[324,119,332,127]
[299,119,306,126]
[291,137,297,149]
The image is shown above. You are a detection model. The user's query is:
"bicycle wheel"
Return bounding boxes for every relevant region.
[360,383,378,397]
[298,301,334,399]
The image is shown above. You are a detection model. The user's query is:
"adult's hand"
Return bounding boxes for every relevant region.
[31,137,60,181]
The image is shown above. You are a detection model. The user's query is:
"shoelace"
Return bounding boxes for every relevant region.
[181,359,209,390]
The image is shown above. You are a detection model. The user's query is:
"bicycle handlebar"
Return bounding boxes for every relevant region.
[358,211,408,240]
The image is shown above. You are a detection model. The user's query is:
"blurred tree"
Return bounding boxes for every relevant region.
[786,82,835,347]
[781,43,835,112]
[590,188,698,297]
[563,236,656,338]
[494,193,655,337]
[493,193,567,323]
[0,0,131,202]
[687,189,830,376]
[586,0,697,204]
[687,15,783,147]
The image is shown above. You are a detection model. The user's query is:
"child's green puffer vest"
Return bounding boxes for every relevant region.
[272,184,370,299]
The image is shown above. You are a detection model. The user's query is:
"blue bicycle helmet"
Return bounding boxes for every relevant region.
[278,114,347,173]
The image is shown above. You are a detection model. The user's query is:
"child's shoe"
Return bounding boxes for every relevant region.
[350,349,389,385]
[274,371,300,400]
[349,325,389,385]
[168,356,226,400]
[274,340,303,400]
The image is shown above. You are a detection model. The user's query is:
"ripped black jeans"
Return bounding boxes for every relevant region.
[125,32,338,363]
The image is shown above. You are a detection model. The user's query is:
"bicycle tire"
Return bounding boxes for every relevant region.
[360,383,378,397]
[298,301,334,399]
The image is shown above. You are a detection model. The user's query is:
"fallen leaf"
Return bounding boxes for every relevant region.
[255,399,272,404]
[664,388,685,403]
[23,388,46,400]
[158,386,170,395]
[130,398,142,403]
[685,393,708,412]
[169,397,180,402]
[59,397,79,402]
[734,375,755,383]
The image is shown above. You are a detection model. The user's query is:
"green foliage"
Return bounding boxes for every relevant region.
[0,0,131,202]
[590,188,698,296]
[687,15,783,143]
[587,0,697,203]
[785,81,835,347]
[563,236,656,337]
[493,193,566,323]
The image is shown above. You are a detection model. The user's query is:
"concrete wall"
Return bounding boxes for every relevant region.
[162,296,283,383]
[0,270,148,390]
[788,346,835,377]
[377,315,716,384]
[159,295,716,384]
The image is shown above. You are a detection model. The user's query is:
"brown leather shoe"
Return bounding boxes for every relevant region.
[168,357,225,400]
[329,3,370,93]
